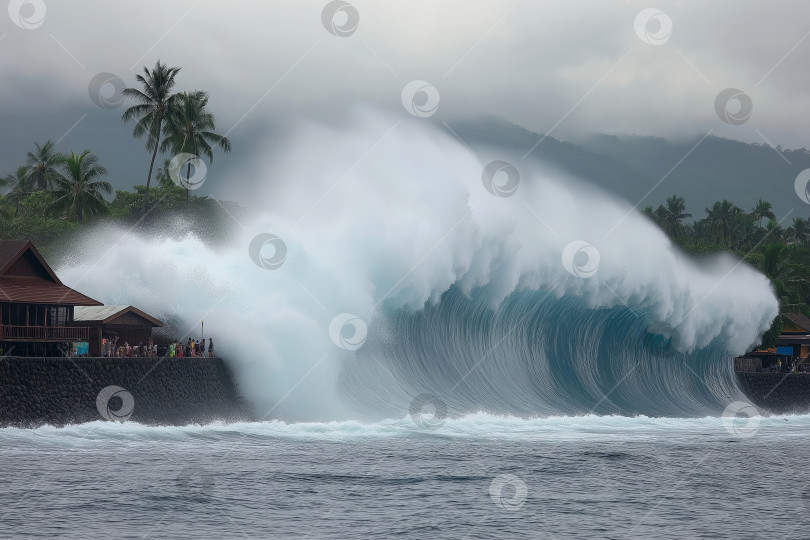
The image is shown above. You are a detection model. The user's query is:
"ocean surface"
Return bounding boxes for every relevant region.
[2,413,809,539]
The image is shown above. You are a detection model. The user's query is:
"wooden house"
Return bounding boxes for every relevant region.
[0,240,101,356]
[73,305,163,356]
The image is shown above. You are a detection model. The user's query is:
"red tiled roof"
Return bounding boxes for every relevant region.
[0,277,102,306]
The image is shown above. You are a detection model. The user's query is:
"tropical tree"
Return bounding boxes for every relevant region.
[787,217,810,246]
[656,195,692,238]
[161,90,231,202]
[751,199,776,229]
[25,140,60,191]
[756,243,809,311]
[121,60,181,214]
[763,219,785,245]
[155,158,174,187]
[704,200,743,247]
[50,150,112,223]
[3,166,33,217]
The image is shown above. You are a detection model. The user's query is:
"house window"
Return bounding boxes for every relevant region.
[49,306,68,327]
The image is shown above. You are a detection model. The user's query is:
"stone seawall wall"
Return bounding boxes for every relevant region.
[737,372,810,414]
[0,357,254,428]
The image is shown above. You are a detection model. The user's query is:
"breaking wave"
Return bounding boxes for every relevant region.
[56,110,778,421]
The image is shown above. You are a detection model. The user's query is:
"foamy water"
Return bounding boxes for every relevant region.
[52,111,776,421]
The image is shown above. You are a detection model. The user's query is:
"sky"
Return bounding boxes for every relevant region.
[1,0,809,195]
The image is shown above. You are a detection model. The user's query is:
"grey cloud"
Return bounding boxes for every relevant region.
[1,0,809,192]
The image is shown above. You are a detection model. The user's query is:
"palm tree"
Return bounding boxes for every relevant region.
[705,200,743,247]
[50,150,112,223]
[757,243,808,311]
[3,166,32,217]
[154,158,174,187]
[659,195,691,238]
[161,90,231,202]
[25,140,60,191]
[121,60,181,214]
[788,217,810,246]
[751,199,776,229]
[764,219,785,244]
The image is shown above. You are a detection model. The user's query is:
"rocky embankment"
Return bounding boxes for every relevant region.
[0,356,254,428]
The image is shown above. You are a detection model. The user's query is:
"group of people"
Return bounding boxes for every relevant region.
[99,336,214,358]
[167,338,214,358]
[101,337,156,358]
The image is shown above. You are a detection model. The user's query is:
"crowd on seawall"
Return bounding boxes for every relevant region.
[98,337,215,358]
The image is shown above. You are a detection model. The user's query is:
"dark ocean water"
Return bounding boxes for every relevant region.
[1,414,809,539]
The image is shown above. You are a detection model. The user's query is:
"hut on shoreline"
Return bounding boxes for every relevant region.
[0,240,161,357]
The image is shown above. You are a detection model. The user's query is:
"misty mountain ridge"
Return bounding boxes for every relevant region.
[447,116,810,222]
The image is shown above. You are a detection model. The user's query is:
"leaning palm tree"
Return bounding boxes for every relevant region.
[3,166,32,217]
[161,90,231,202]
[751,199,776,229]
[121,60,181,214]
[25,140,60,191]
[50,150,112,223]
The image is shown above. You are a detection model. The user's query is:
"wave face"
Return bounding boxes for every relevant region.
[57,110,778,421]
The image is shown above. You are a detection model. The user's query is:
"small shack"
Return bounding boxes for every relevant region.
[73,305,163,356]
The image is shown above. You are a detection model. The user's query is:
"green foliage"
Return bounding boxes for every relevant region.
[0,191,80,246]
[50,150,112,222]
[0,60,239,252]
[646,194,810,351]
[121,60,183,214]
[759,315,783,349]
[25,140,60,192]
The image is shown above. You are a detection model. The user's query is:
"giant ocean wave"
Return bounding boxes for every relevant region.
[57,111,778,421]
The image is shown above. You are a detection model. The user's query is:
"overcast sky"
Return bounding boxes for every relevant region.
[1,0,809,194]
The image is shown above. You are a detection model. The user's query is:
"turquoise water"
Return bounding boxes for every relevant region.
[1,414,808,539]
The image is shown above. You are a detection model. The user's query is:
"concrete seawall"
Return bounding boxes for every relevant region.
[0,357,254,428]
[736,372,810,414]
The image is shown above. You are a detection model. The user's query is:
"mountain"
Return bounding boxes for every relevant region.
[445,116,810,221]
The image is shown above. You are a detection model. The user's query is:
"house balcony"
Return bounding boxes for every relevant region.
[0,325,89,342]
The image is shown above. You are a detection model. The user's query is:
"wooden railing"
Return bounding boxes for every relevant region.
[0,325,88,341]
